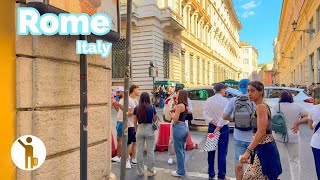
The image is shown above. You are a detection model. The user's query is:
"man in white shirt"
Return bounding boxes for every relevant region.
[125,84,139,169]
[111,87,124,163]
[203,83,230,180]
[111,84,139,169]
[222,79,254,180]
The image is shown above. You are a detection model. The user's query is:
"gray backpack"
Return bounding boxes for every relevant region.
[233,95,254,131]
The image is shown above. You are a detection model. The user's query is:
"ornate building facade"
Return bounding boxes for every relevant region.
[277,0,320,86]
[113,0,242,90]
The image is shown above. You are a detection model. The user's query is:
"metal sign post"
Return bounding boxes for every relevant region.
[120,0,132,179]
[80,35,88,180]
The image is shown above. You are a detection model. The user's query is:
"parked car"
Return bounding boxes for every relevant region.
[263,86,314,109]
[185,87,240,130]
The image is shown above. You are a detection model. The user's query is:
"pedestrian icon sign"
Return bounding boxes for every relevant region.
[11,135,46,171]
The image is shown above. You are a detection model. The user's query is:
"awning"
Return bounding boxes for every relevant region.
[154,81,185,87]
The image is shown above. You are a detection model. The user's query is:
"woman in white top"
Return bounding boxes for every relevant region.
[271,90,309,180]
[308,104,320,180]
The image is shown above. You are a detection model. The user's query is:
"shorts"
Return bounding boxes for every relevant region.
[116,121,123,137]
[127,127,136,144]
[234,139,251,162]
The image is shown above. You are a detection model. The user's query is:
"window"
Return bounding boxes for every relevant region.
[202,0,206,10]
[190,54,194,83]
[197,57,201,83]
[244,58,249,64]
[202,59,205,84]
[244,49,249,53]
[189,89,214,100]
[309,17,314,40]
[181,51,186,82]
[112,38,126,78]
[181,5,184,23]
[163,41,172,79]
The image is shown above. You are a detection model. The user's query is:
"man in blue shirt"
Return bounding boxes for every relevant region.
[222,79,255,180]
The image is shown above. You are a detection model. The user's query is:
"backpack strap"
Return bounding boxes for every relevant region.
[278,103,281,113]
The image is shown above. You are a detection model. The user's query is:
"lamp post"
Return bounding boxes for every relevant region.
[149,60,158,105]
[281,52,293,60]
[292,20,315,34]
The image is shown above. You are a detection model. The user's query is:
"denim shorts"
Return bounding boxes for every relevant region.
[234,139,250,162]
[116,121,123,137]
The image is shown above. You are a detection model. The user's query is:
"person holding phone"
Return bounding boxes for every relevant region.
[169,90,189,177]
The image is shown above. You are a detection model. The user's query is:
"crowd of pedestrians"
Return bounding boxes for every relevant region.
[111,79,320,180]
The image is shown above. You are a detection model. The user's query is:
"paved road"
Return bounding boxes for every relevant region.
[111,108,317,180]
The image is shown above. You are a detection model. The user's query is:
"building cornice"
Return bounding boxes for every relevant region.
[224,0,242,30]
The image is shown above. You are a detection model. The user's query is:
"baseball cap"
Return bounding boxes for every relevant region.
[239,79,250,93]
[214,83,227,92]
[116,86,124,92]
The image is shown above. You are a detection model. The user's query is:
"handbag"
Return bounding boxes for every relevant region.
[152,106,160,131]
[202,132,220,152]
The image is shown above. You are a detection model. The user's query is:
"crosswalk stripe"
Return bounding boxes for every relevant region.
[112,162,236,179]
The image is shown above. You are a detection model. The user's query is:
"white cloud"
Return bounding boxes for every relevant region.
[241,1,259,10]
[242,11,255,18]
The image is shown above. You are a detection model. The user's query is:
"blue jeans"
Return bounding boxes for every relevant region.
[234,139,250,162]
[312,147,320,180]
[208,124,229,179]
[173,122,188,175]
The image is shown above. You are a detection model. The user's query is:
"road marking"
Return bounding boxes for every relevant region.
[112,162,236,179]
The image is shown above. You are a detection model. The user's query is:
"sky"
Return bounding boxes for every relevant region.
[233,0,283,64]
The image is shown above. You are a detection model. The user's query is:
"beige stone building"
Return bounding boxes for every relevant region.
[276,0,320,86]
[113,0,242,90]
[11,2,112,179]
[239,42,258,80]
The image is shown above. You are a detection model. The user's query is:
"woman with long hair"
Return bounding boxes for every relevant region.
[240,81,282,180]
[271,90,308,180]
[169,90,189,177]
[133,92,157,177]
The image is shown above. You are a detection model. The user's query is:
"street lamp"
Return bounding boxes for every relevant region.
[281,52,293,60]
[292,20,315,34]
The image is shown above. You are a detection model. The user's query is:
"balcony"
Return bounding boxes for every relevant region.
[160,7,184,31]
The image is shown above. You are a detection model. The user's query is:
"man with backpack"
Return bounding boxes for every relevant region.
[221,79,254,180]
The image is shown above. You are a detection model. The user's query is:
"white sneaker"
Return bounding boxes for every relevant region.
[111,156,121,163]
[131,158,137,166]
[126,160,131,169]
[168,157,173,165]
[171,171,184,177]
[147,170,157,177]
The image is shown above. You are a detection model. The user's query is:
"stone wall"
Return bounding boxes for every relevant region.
[16,3,112,180]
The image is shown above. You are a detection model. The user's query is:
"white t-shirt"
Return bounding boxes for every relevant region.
[310,105,320,149]
[128,96,138,127]
[271,102,308,143]
[116,97,138,128]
